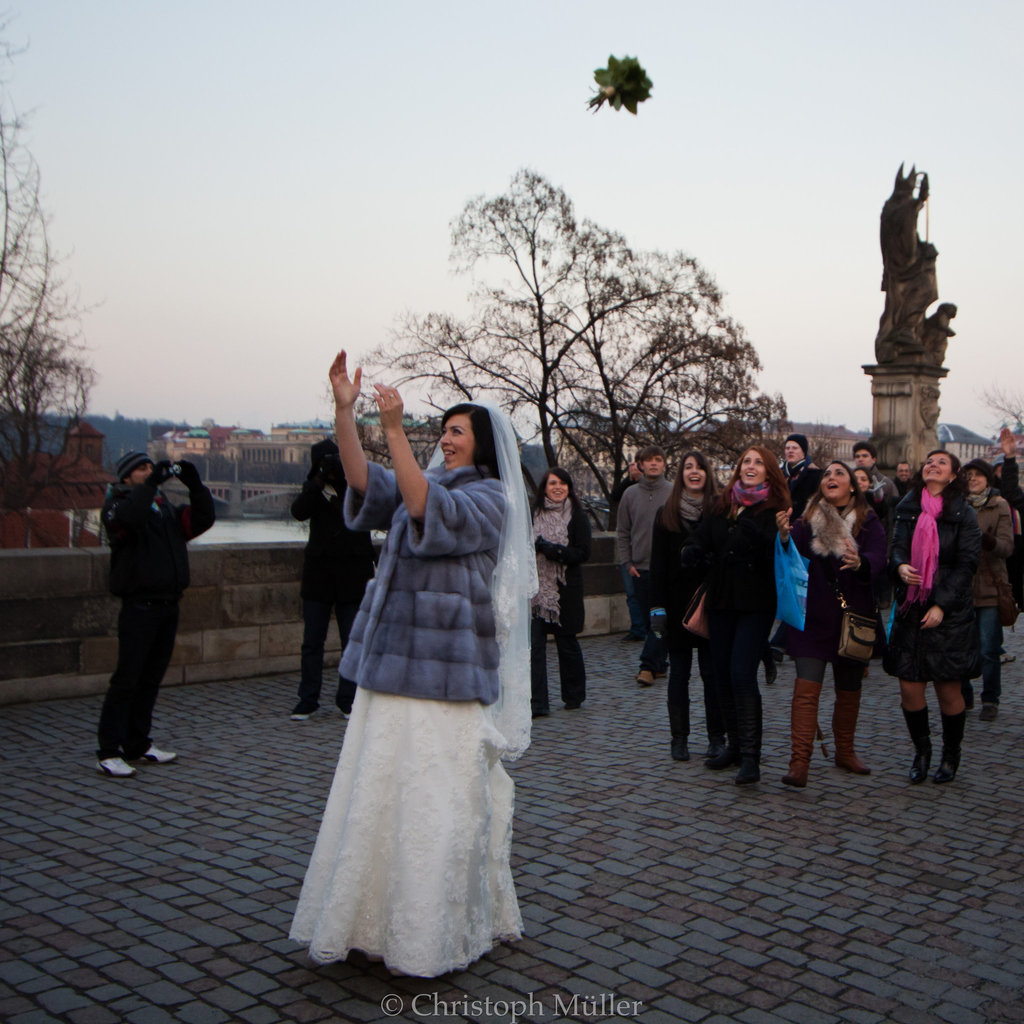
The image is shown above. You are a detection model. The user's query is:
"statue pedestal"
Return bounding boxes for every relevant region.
[862,362,949,472]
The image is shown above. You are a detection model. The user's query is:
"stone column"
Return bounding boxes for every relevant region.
[862,362,948,474]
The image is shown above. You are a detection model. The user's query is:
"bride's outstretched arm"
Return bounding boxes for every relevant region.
[373,383,428,520]
[329,351,369,494]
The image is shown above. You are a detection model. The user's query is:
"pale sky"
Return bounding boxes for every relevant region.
[9,0,1022,437]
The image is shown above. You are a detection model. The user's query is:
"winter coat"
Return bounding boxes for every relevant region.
[969,491,1013,608]
[883,489,981,682]
[786,507,887,663]
[650,507,708,648]
[533,504,591,636]
[340,461,505,704]
[785,463,822,520]
[616,476,673,570]
[291,476,376,605]
[682,502,779,613]
[103,480,215,600]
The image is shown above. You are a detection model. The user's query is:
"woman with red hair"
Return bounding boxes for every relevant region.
[682,446,790,785]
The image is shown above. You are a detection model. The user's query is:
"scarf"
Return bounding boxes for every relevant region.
[783,458,807,481]
[902,489,942,609]
[967,487,991,510]
[731,481,769,507]
[807,501,856,559]
[532,498,571,624]
[678,492,704,523]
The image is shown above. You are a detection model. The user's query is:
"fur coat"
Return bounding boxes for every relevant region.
[341,461,505,704]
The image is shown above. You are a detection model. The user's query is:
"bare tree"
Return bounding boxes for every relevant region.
[374,170,785,503]
[0,35,93,527]
[980,385,1024,433]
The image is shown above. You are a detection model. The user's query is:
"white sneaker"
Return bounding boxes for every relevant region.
[134,745,177,764]
[97,757,136,777]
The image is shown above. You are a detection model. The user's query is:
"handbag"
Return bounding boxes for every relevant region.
[828,568,877,664]
[682,583,709,638]
[991,570,1019,628]
[774,533,809,631]
[837,606,877,663]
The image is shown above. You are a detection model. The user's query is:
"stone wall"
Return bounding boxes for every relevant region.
[0,535,630,706]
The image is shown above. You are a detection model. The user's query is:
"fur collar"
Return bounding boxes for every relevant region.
[807,501,855,558]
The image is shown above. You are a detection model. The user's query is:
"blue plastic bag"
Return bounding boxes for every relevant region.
[774,533,809,631]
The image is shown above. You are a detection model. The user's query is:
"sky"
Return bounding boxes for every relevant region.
[7,0,1023,437]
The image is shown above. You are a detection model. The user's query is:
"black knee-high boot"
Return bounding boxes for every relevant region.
[901,706,931,784]
[933,710,965,784]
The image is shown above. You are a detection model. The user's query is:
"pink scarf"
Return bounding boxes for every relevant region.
[902,489,942,609]
[731,481,769,507]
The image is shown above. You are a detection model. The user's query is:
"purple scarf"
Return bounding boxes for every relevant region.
[902,488,942,609]
[731,481,769,507]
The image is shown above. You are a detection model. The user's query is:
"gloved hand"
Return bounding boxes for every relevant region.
[319,454,343,481]
[535,537,561,561]
[981,531,997,552]
[146,460,174,486]
[650,607,667,639]
[174,459,202,491]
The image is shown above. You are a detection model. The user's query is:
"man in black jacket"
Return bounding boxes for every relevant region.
[289,439,376,720]
[96,452,215,777]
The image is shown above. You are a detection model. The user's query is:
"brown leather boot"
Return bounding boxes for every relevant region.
[782,678,821,788]
[833,687,871,774]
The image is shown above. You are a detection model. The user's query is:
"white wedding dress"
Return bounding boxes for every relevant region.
[288,686,522,977]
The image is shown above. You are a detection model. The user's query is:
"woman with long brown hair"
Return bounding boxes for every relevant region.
[649,451,722,761]
[682,445,790,785]
[776,461,887,788]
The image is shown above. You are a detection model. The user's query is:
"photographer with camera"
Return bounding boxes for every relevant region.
[289,439,376,721]
[96,452,215,777]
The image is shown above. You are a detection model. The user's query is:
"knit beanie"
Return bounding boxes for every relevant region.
[962,458,994,485]
[785,433,809,459]
[116,451,153,482]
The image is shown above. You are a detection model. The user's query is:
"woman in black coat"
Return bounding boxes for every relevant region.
[682,446,790,785]
[885,450,981,784]
[531,468,592,717]
[649,450,722,762]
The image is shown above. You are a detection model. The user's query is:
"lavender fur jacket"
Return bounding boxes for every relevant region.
[340,461,506,704]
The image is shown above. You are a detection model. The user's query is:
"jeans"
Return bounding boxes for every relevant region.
[298,599,359,711]
[619,564,646,639]
[97,600,179,760]
[962,604,1002,706]
[632,569,667,673]
[707,607,775,757]
[531,617,586,711]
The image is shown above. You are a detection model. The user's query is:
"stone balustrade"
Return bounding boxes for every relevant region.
[0,535,629,706]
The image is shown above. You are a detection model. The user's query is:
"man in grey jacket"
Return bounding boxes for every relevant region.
[616,446,672,685]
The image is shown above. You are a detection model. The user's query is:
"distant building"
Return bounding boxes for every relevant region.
[936,423,993,465]
[0,421,111,548]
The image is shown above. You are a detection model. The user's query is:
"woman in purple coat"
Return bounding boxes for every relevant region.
[776,462,887,788]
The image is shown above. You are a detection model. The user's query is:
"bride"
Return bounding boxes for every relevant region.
[289,351,535,977]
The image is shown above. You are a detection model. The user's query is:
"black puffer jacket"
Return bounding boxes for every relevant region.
[883,489,981,681]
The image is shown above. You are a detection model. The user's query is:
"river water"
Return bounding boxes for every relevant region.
[190,518,309,545]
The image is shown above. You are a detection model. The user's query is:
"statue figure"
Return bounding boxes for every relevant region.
[874,164,944,365]
[921,302,957,366]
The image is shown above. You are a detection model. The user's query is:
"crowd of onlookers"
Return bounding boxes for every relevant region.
[530,429,1021,789]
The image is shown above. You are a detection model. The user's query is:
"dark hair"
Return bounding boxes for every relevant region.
[802,460,872,537]
[532,466,583,516]
[441,403,499,479]
[661,450,717,531]
[909,448,966,505]
[852,440,877,459]
[636,445,666,465]
[715,445,790,514]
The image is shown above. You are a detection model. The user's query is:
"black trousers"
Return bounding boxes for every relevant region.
[531,616,586,712]
[97,600,179,760]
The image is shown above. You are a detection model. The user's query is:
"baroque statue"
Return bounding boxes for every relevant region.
[874,164,953,367]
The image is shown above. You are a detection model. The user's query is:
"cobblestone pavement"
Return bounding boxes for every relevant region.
[3,631,1024,1024]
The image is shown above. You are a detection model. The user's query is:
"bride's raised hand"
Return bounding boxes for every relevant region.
[329,350,362,410]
